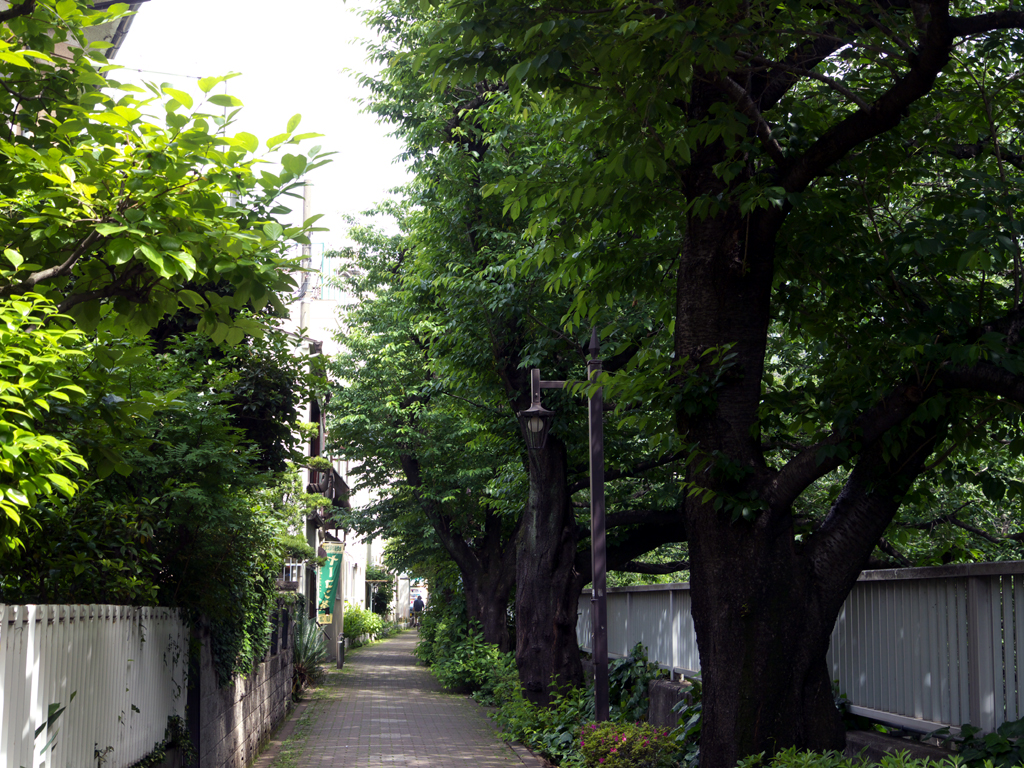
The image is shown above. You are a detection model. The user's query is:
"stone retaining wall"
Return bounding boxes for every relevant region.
[194,606,294,767]
[648,679,693,727]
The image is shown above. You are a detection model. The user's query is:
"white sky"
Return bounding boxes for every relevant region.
[113,0,410,251]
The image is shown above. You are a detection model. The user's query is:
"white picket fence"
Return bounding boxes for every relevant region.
[578,561,1024,734]
[0,604,188,768]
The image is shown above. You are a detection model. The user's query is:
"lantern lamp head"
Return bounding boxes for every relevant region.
[518,401,555,451]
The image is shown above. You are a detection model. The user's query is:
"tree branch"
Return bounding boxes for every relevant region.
[742,57,870,110]
[603,508,683,531]
[875,536,912,567]
[616,559,689,575]
[398,452,481,572]
[57,263,148,313]
[576,519,687,583]
[569,450,684,494]
[899,510,1004,544]
[805,417,942,606]
[939,362,1024,405]
[943,141,1024,171]
[2,229,104,297]
[0,0,36,23]
[767,384,926,511]
[750,27,849,110]
[781,1,954,193]
[716,76,786,167]
[950,10,1024,36]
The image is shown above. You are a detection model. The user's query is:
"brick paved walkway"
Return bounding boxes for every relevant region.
[258,630,532,768]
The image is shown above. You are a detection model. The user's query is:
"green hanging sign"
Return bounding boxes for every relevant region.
[317,542,344,625]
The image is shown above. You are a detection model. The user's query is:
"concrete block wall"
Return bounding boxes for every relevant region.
[648,679,693,728]
[195,609,294,767]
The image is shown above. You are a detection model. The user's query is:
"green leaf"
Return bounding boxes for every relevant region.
[162,87,193,109]
[266,132,290,150]
[107,239,134,265]
[0,51,32,68]
[281,154,307,175]
[286,113,301,132]
[197,76,221,93]
[225,326,246,346]
[208,94,243,108]
[235,132,258,153]
[177,289,206,310]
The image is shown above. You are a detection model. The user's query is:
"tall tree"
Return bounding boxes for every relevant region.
[351,5,699,698]
[368,0,1024,763]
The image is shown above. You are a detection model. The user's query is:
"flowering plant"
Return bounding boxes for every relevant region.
[578,721,674,768]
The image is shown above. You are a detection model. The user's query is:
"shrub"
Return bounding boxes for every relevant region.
[579,721,675,768]
[431,625,501,692]
[608,643,668,722]
[414,608,443,664]
[472,651,519,707]
[292,610,326,698]
[481,642,676,767]
[928,713,1024,767]
[414,611,500,692]
[492,678,593,768]
[736,749,963,768]
[343,603,385,642]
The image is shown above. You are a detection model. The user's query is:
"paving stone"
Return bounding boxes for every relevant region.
[259,630,532,768]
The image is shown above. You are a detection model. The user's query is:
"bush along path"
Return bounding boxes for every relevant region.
[258,630,533,767]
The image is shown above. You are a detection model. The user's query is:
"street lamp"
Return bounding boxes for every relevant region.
[519,369,557,451]
[516,329,609,722]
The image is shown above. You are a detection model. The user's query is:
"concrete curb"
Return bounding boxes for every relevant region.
[505,740,554,766]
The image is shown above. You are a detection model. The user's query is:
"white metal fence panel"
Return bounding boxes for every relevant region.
[0,604,187,768]
[607,592,630,658]
[578,562,1024,733]
[825,576,970,730]
[671,588,700,673]
[578,585,700,676]
[578,597,593,656]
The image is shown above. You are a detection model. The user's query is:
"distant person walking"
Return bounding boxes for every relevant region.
[412,595,425,627]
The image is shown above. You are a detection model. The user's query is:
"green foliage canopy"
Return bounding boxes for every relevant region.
[359,0,1024,760]
[0,0,327,552]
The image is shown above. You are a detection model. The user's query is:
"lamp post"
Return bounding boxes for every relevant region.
[517,329,609,721]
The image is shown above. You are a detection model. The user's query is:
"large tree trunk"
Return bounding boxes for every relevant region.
[686,517,845,768]
[516,435,585,704]
[461,516,516,652]
[399,454,517,651]
[465,577,512,651]
[674,199,847,765]
[675,197,939,766]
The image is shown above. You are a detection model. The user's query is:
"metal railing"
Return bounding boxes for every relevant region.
[578,561,1024,733]
[1,604,188,768]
